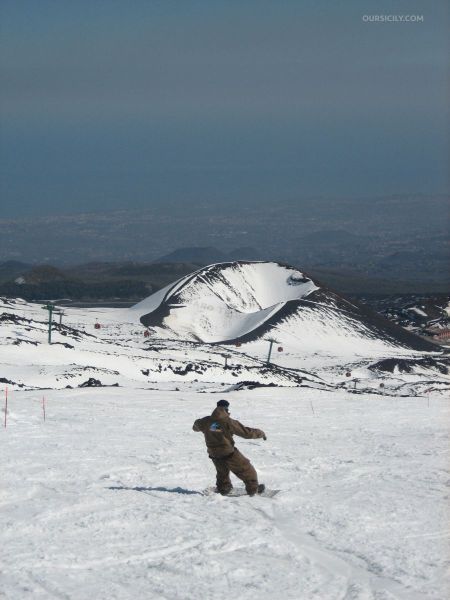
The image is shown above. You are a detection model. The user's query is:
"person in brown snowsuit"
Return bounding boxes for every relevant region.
[193,399,266,496]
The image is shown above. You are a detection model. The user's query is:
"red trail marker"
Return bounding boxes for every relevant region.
[4,386,8,428]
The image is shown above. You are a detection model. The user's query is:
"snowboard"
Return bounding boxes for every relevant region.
[203,486,280,498]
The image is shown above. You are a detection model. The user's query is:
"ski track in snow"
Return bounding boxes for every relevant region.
[2,387,449,600]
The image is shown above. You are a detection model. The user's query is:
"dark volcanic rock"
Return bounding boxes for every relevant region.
[227,381,279,391]
[0,376,24,387]
[369,356,449,375]
[79,377,103,387]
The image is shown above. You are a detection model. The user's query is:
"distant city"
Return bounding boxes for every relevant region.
[0,194,448,294]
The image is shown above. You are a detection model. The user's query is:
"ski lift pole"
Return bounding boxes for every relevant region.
[53,309,64,326]
[266,339,276,365]
[41,303,55,344]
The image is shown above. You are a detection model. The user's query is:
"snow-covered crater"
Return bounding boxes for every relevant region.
[129,261,436,352]
[130,262,317,343]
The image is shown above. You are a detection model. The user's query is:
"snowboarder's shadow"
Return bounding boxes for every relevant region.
[108,485,203,496]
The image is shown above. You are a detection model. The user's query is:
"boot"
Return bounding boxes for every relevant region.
[248,483,265,497]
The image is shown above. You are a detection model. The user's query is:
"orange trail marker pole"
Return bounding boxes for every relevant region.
[42,396,46,422]
[4,386,8,428]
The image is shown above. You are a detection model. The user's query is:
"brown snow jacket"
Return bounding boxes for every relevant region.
[192,406,266,458]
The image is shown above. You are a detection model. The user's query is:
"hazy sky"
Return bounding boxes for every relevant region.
[1,0,448,218]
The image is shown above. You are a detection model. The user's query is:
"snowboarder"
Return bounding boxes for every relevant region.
[193,399,266,496]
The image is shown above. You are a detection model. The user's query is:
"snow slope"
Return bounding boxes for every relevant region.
[0,297,325,390]
[1,296,447,396]
[131,261,436,352]
[2,387,449,600]
[1,291,449,599]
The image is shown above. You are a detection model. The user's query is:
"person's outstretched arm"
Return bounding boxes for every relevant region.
[230,419,266,440]
[192,418,205,432]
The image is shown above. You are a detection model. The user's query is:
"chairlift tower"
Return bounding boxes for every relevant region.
[266,338,280,365]
[41,302,55,344]
[54,309,65,325]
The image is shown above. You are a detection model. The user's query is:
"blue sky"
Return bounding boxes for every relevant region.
[1,0,448,217]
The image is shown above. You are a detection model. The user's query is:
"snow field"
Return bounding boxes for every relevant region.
[1,297,444,395]
[1,386,449,600]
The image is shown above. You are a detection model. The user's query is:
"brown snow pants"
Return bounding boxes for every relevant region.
[211,448,258,495]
